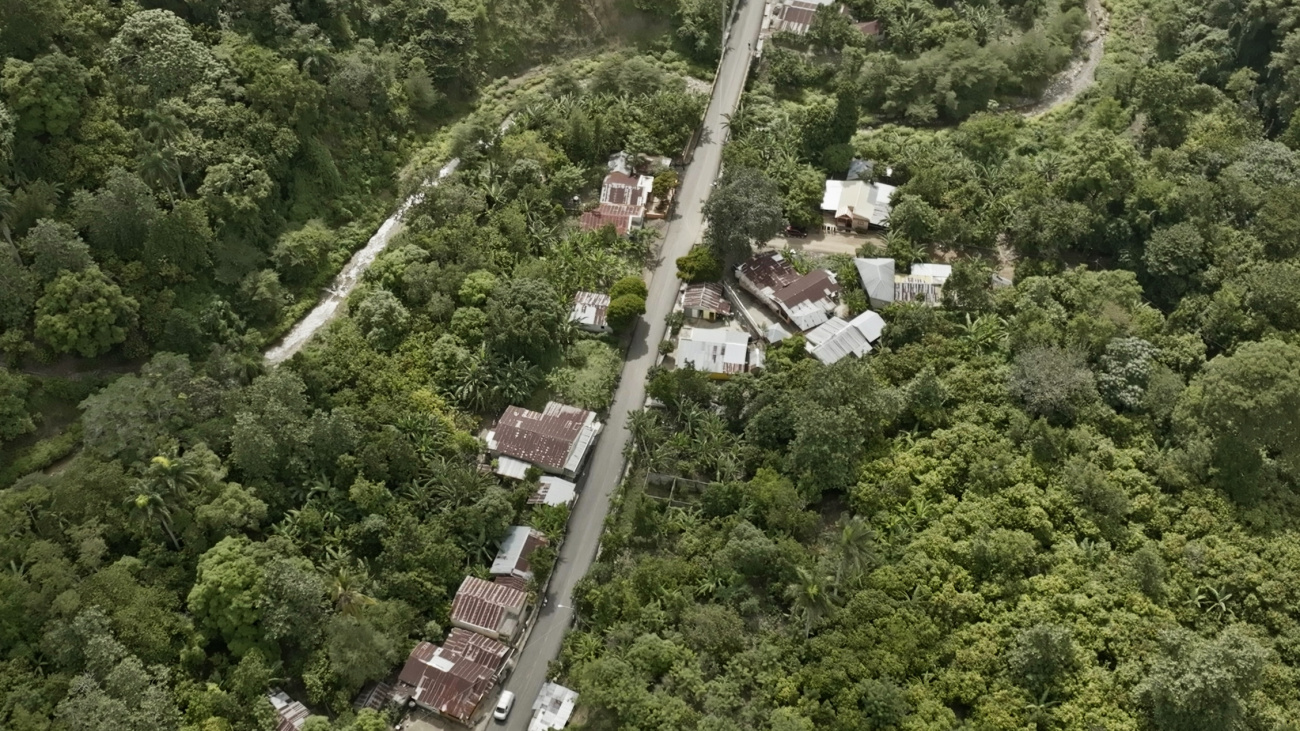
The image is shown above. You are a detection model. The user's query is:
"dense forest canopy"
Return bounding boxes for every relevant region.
[5,0,1300,728]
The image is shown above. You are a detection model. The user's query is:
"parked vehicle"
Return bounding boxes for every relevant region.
[784,225,807,238]
[494,691,516,722]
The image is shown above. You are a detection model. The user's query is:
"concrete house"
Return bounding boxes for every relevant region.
[821,179,896,230]
[579,170,654,235]
[677,327,752,377]
[681,282,732,321]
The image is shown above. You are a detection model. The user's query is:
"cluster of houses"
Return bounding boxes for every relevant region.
[268,402,597,731]
[385,399,601,725]
[760,0,881,51]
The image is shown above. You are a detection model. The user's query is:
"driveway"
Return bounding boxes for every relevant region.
[494,1,769,728]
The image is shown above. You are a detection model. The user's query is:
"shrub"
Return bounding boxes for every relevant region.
[606,294,646,332]
[675,246,722,283]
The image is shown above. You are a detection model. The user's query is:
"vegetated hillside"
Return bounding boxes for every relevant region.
[0,1,709,725]
[556,0,1300,729]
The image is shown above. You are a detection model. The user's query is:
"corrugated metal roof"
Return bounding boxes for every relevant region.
[678,327,750,375]
[570,291,610,330]
[491,526,549,578]
[855,258,895,305]
[738,252,798,297]
[352,682,394,712]
[529,683,579,731]
[450,576,527,637]
[494,574,528,592]
[579,204,640,235]
[491,403,597,473]
[269,692,310,731]
[529,476,577,506]
[682,282,731,315]
[805,310,885,364]
[396,631,508,723]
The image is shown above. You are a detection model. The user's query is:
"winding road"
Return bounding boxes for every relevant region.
[496,1,767,728]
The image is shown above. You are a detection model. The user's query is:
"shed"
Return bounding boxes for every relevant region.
[570,291,611,333]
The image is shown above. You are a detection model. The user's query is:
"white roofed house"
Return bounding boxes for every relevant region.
[569,291,611,333]
[821,179,896,230]
[854,257,895,309]
[491,526,549,582]
[803,309,886,364]
[676,327,752,378]
[854,257,952,307]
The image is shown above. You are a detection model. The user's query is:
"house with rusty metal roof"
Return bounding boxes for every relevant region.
[772,268,840,330]
[450,575,528,642]
[579,170,654,235]
[394,630,508,724]
[681,282,732,321]
[269,691,310,731]
[491,526,549,582]
[569,291,611,333]
[737,253,841,331]
[487,402,602,479]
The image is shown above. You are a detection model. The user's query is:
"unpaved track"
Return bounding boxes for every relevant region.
[1021,0,1111,117]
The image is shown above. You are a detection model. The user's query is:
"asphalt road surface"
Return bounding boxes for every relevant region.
[496,3,767,728]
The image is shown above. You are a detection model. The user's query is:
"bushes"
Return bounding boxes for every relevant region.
[606,294,647,332]
[675,246,722,283]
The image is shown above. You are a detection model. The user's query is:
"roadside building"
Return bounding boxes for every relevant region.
[394,630,509,725]
[854,257,895,309]
[529,683,579,731]
[736,252,840,331]
[450,575,528,642]
[579,170,654,235]
[569,291,611,333]
[529,475,577,507]
[821,179,896,230]
[804,310,886,364]
[681,282,732,321]
[269,691,310,731]
[487,402,602,480]
[491,526,549,583]
[677,326,752,377]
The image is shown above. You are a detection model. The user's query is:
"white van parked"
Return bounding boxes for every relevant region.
[493,690,515,722]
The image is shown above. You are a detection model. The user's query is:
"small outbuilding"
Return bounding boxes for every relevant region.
[681,282,732,321]
[570,291,611,333]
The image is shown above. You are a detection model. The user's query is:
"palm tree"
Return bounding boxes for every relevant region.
[143,453,205,506]
[138,147,182,201]
[627,409,663,458]
[327,563,377,617]
[834,516,876,584]
[124,488,181,550]
[788,567,836,638]
[0,187,15,245]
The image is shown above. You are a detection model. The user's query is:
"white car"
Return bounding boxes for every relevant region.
[493,690,515,722]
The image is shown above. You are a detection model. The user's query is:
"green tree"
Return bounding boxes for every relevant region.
[34,266,139,357]
[1,52,87,138]
[485,278,568,363]
[108,9,221,101]
[353,288,410,351]
[1133,626,1267,731]
[187,536,269,657]
[71,168,161,259]
[788,566,835,638]
[1008,346,1096,424]
[703,166,785,264]
[20,219,92,281]
[0,367,35,445]
[457,269,497,306]
[272,220,333,285]
[1008,623,1077,694]
[676,246,722,283]
[609,276,648,300]
[123,487,181,550]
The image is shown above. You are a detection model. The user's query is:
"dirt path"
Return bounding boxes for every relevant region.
[1020,0,1111,117]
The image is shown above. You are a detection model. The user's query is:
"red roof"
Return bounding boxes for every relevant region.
[601,171,647,207]
[738,252,799,294]
[682,282,732,315]
[492,403,594,473]
[579,203,642,235]
[857,19,881,35]
[494,574,528,592]
[396,631,508,723]
[774,269,840,310]
[450,576,527,637]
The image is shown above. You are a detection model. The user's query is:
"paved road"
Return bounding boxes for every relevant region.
[497,2,766,728]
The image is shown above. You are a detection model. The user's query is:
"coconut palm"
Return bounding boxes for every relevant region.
[788,567,836,638]
[327,563,377,617]
[834,516,877,584]
[138,147,182,201]
[124,487,181,550]
[143,452,206,506]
